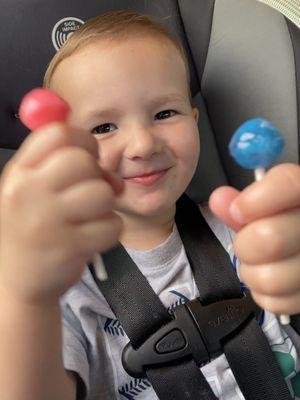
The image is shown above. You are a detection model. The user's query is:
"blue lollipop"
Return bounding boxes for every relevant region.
[229,118,289,325]
[229,118,285,181]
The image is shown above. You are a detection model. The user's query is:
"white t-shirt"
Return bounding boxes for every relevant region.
[60,204,300,400]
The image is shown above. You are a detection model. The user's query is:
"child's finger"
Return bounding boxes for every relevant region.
[209,186,244,232]
[14,122,99,168]
[60,179,116,224]
[233,209,300,264]
[37,147,103,192]
[251,289,300,316]
[240,253,300,298]
[37,147,123,196]
[229,163,300,224]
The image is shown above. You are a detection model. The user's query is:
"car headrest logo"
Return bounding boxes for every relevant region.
[52,17,84,51]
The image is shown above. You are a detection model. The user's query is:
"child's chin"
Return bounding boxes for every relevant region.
[116,195,176,218]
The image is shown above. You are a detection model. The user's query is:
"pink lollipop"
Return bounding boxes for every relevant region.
[19,88,108,281]
[19,88,70,131]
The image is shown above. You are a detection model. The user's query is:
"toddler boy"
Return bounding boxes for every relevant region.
[0,10,300,400]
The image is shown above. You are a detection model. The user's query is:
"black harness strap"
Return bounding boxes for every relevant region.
[291,314,300,333]
[92,243,172,349]
[175,194,293,399]
[175,195,244,303]
[90,231,217,399]
[147,359,217,400]
[90,194,293,399]
[224,318,292,400]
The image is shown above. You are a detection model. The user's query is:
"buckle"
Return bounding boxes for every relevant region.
[122,292,261,378]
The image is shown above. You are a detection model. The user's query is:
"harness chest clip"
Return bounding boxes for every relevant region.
[122,292,261,378]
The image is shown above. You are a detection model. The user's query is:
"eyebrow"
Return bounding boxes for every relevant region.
[146,93,187,108]
[85,93,187,120]
[85,107,122,120]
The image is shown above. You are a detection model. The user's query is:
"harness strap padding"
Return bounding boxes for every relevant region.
[91,194,293,399]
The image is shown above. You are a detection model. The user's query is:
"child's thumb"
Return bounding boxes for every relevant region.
[208,186,244,232]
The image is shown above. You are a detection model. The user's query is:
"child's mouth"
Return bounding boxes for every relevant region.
[125,168,170,186]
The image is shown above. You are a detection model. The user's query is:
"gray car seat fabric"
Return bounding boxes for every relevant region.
[0,0,299,202]
[189,0,299,195]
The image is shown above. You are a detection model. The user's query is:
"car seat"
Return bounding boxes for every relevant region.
[0,1,299,398]
[0,0,299,202]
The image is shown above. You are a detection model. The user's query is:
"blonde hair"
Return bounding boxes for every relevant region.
[43,10,190,91]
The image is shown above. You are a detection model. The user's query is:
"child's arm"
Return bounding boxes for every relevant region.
[0,289,76,400]
[0,122,123,399]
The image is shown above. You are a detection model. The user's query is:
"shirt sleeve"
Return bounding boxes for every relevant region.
[60,300,90,400]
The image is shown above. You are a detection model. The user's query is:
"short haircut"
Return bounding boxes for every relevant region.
[43,10,191,94]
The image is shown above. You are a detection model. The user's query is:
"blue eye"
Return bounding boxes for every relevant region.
[92,123,117,134]
[155,110,177,120]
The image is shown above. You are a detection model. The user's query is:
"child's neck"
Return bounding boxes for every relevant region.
[117,206,175,250]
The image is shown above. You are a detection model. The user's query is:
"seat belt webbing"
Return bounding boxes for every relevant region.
[93,243,172,349]
[176,194,293,399]
[147,359,217,400]
[91,194,293,399]
[91,234,217,399]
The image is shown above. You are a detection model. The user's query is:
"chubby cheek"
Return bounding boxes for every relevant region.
[173,123,200,180]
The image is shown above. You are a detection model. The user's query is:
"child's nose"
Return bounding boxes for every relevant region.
[124,125,163,160]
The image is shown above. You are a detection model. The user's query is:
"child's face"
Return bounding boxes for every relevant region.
[50,36,200,220]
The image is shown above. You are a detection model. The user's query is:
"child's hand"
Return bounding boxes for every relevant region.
[209,163,300,316]
[0,122,124,304]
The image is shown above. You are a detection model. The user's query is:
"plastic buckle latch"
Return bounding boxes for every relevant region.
[122,292,261,378]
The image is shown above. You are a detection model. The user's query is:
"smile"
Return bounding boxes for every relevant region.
[124,168,170,186]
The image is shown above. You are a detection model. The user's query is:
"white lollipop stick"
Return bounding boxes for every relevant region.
[92,253,108,281]
[254,167,290,325]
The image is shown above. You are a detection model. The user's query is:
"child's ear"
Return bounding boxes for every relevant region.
[192,107,199,124]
